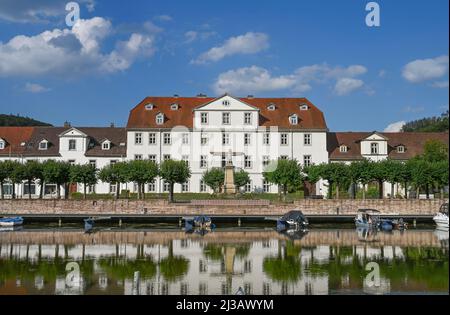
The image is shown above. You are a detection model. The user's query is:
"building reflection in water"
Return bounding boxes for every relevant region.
[0,228,448,295]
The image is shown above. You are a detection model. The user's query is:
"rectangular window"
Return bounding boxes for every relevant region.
[134,154,143,160]
[163,133,171,145]
[182,133,189,145]
[68,160,75,165]
[244,155,252,169]
[148,155,157,163]
[39,142,48,150]
[110,160,118,165]
[263,133,270,145]
[89,160,96,168]
[149,133,156,145]
[200,180,207,193]
[69,139,76,151]
[163,181,170,192]
[23,183,36,195]
[371,143,379,154]
[280,155,289,160]
[201,133,208,145]
[201,113,208,125]
[263,180,270,193]
[0,142,4,150]
[222,112,230,125]
[222,133,229,145]
[200,155,207,168]
[244,181,252,193]
[181,182,189,192]
[262,156,270,167]
[148,181,156,192]
[163,154,171,161]
[244,133,251,146]
[281,133,288,145]
[303,155,312,167]
[244,112,252,125]
[181,155,189,167]
[304,134,312,146]
[221,153,226,168]
[135,133,142,145]
[109,184,117,194]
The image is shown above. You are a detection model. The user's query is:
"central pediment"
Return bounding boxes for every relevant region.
[193,94,259,112]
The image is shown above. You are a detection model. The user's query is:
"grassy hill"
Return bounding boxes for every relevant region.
[0,114,53,127]
[402,111,449,132]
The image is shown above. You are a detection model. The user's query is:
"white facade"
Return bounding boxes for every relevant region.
[126,95,329,194]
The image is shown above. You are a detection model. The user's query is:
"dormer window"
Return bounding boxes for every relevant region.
[289,114,299,125]
[300,104,309,110]
[339,145,348,153]
[0,139,5,150]
[145,103,154,110]
[102,140,111,150]
[156,113,164,125]
[267,103,276,111]
[38,140,48,150]
[371,143,379,154]
[397,145,405,153]
[170,103,179,110]
[222,100,230,106]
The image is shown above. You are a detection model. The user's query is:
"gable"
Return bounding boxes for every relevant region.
[59,127,88,138]
[194,94,259,112]
[362,132,388,141]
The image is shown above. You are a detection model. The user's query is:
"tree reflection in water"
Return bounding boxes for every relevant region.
[263,240,302,283]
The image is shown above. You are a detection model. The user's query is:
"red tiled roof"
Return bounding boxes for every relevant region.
[0,127,35,157]
[126,96,328,130]
[328,132,449,160]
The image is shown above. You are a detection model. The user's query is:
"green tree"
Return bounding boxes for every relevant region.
[0,161,16,200]
[69,164,98,199]
[408,158,435,199]
[316,163,349,199]
[371,160,389,199]
[22,160,42,199]
[382,160,405,199]
[125,160,159,200]
[431,160,449,198]
[303,164,324,197]
[160,159,191,203]
[234,169,250,192]
[9,161,24,199]
[263,159,303,201]
[422,139,448,162]
[42,161,71,199]
[202,168,224,194]
[99,162,131,199]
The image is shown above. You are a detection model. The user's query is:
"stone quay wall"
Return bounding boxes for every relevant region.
[0,198,446,216]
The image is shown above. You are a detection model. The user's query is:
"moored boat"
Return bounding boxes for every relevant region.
[276,210,309,232]
[433,203,449,229]
[0,216,24,227]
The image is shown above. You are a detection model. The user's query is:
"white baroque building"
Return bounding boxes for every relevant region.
[0,94,448,198]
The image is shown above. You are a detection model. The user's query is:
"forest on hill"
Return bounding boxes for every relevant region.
[402,110,449,132]
[0,114,52,127]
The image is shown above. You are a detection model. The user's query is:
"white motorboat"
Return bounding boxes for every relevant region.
[433,203,449,229]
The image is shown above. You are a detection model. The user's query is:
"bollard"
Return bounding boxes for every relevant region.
[179,218,182,227]
[58,218,62,227]
[119,219,122,227]
[413,219,416,228]
[238,218,241,227]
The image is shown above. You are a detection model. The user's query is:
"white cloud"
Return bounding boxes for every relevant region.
[402,55,449,83]
[0,17,156,77]
[154,15,173,22]
[24,83,50,93]
[334,78,364,96]
[184,30,217,44]
[384,121,406,132]
[0,0,96,23]
[213,63,368,95]
[431,80,449,88]
[192,32,269,64]
[403,106,424,113]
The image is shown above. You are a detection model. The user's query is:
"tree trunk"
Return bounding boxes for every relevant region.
[28,180,32,199]
[141,183,145,200]
[416,187,420,199]
[83,183,87,200]
[169,183,174,203]
[362,184,366,200]
[328,181,333,199]
[12,183,16,199]
[0,181,3,200]
[39,180,44,199]
[115,182,120,200]
[404,182,408,199]
[283,184,287,202]
[440,187,444,199]
[57,184,61,200]
[391,182,395,199]
[336,184,340,200]
[425,184,429,199]
[378,180,383,199]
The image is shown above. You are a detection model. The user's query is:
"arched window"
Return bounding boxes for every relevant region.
[156,113,164,125]
[289,114,298,125]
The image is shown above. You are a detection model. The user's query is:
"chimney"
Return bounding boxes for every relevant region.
[197,93,207,98]
[247,95,254,99]
[64,121,71,128]
[173,94,179,98]
[110,122,115,128]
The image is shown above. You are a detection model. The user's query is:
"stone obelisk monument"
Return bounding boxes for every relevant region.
[223,150,236,194]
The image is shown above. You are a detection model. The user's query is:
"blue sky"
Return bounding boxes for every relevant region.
[0,0,448,131]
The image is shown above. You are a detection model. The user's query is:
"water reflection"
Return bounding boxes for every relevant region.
[0,228,448,295]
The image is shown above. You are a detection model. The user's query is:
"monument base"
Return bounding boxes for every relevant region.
[224,165,236,194]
